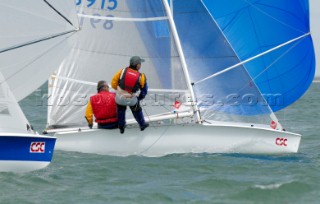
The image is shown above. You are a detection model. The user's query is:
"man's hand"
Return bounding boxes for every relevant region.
[137,93,145,101]
[138,82,148,101]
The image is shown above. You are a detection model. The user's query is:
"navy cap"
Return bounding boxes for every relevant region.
[130,56,145,66]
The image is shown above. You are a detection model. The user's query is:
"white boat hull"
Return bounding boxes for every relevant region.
[54,124,301,157]
[0,161,50,173]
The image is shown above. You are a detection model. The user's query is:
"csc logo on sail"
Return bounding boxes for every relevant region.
[30,142,45,153]
[275,138,287,147]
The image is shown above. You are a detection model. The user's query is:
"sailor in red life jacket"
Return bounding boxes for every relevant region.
[85,80,118,129]
[111,56,149,134]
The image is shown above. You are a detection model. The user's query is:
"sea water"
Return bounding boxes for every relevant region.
[0,83,319,204]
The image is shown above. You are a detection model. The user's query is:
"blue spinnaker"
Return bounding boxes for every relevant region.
[173,0,273,118]
[203,0,315,112]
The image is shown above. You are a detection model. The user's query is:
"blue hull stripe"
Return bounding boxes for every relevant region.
[0,136,56,162]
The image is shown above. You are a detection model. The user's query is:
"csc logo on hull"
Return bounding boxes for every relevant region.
[275,138,287,147]
[30,142,45,153]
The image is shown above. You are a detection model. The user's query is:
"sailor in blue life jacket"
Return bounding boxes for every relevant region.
[111,56,149,134]
[85,80,118,129]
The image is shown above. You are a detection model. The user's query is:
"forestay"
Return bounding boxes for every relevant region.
[47,0,192,129]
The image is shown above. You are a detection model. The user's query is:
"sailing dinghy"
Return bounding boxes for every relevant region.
[0,72,56,172]
[0,0,78,171]
[46,0,315,156]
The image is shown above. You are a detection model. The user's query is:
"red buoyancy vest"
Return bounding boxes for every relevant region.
[90,91,118,124]
[119,68,141,93]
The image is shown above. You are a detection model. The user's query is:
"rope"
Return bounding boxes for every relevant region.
[141,101,154,128]
[138,124,170,155]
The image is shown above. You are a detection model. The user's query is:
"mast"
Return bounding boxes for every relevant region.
[162,0,202,123]
[170,0,173,15]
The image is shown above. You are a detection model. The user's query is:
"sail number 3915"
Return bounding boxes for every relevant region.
[76,0,117,10]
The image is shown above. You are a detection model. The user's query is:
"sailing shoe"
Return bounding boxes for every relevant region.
[140,123,149,131]
[119,126,125,134]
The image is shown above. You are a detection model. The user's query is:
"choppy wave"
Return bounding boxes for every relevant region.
[4,84,317,203]
[253,181,294,190]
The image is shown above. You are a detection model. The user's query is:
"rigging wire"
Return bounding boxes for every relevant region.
[43,0,75,28]
[137,99,164,155]
[0,30,76,55]
[0,31,77,86]
[138,124,170,155]
[138,96,193,155]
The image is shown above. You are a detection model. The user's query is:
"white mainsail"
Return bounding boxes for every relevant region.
[47,0,192,129]
[0,0,79,101]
